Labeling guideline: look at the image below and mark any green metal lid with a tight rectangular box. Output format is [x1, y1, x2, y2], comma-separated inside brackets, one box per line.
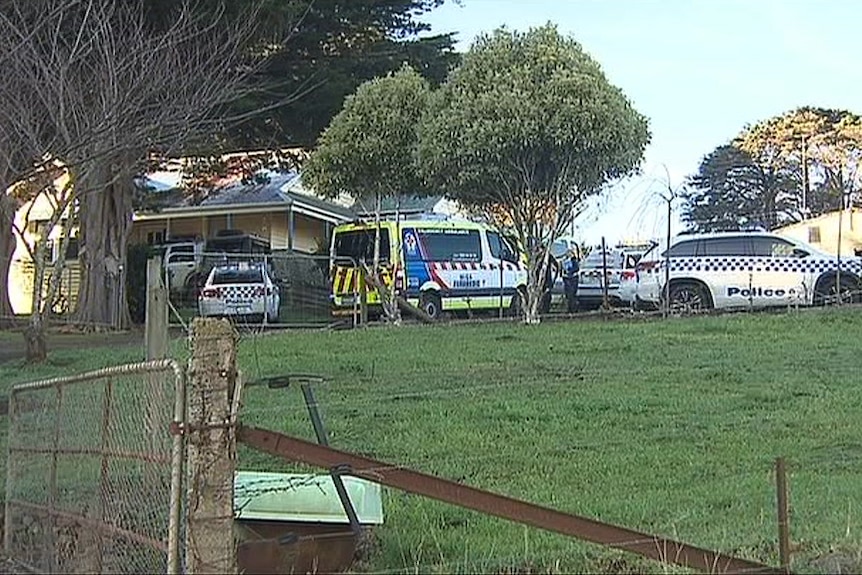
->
[234, 471, 384, 524]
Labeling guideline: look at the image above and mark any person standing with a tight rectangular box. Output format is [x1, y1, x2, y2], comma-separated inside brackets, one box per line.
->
[562, 248, 580, 313]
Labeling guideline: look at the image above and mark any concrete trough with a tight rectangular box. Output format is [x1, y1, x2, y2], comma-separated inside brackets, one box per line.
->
[234, 471, 383, 574]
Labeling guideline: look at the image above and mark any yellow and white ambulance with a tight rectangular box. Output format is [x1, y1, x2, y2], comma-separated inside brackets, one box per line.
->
[329, 217, 527, 319]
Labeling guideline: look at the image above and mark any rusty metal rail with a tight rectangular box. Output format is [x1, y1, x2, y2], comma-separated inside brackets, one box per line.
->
[238, 425, 782, 574]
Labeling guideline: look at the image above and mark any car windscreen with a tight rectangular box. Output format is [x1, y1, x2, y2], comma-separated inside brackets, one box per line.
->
[333, 229, 391, 264]
[211, 269, 264, 285]
[411, 228, 481, 262]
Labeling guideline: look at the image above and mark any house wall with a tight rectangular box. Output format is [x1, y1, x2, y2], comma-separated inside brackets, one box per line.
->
[233, 213, 271, 242]
[292, 213, 327, 254]
[10, 260, 81, 315]
[778, 209, 862, 256]
[8, 175, 79, 315]
[129, 210, 328, 253]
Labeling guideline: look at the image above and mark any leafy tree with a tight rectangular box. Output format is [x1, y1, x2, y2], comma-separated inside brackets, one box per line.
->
[735, 107, 862, 217]
[681, 144, 798, 232]
[178, 0, 460, 148]
[418, 24, 649, 323]
[302, 65, 432, 322]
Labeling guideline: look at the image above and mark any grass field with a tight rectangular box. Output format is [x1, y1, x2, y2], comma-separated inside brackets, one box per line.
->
[2, 309, 861, 573]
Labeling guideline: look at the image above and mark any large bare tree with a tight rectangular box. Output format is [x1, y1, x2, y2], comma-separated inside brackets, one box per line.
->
[0, 0, 268, 360]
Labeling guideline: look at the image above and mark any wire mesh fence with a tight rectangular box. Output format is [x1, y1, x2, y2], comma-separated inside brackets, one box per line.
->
[4, 359, 185, 574]
[165, 250, 339, 328]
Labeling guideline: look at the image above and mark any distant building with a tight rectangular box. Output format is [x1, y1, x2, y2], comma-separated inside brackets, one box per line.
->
[7, 171, 80, 315]
[132, 170, 355, 254]
[9, 168, 357, 315]
[776, 209, 862, 256]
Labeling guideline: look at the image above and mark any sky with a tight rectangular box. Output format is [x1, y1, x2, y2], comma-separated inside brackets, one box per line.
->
[421, 0, 862, 246]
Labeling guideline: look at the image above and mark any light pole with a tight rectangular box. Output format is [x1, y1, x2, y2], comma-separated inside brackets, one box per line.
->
[801, 134, 810, 219]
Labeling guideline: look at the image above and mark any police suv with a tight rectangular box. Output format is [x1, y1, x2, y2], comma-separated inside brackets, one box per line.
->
[634, 231, 862, 311]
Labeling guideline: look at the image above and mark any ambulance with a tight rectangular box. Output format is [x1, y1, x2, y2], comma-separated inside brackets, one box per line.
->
[330, 217, 527, 319]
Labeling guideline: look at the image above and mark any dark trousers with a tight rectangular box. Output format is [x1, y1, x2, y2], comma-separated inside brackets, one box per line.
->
[563, 277, 578, 313]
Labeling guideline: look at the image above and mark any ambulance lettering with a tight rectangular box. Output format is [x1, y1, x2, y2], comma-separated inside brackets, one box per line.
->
[452, 274, 485, 289]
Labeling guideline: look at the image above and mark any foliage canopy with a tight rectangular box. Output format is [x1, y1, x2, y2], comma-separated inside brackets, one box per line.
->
[416, 23, 649, 320]
[302, 65, 432, 205]
[684, 107, 862, 232]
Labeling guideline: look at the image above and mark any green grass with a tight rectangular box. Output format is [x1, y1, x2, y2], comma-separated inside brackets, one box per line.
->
[2, 309, 862, 572]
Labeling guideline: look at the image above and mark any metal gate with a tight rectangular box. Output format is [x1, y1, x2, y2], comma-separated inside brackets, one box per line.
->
[4, 359, 185, 574]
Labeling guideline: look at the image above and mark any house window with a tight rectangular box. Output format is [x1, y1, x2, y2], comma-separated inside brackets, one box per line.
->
[27, 219, 50, 237]
[147, 230, 166, 245]
[808, 226, 821, 244]
[64, 237, 79, 260]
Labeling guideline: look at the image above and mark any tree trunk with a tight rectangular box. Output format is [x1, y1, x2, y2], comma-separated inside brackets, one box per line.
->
[524, 248, 549, 324]
[73, 168, 133, 330]
[24, 312, 46, 362]
[371, 194, 401, 324]
[0, 193, 16, 327]
[23, 234, 50, 363]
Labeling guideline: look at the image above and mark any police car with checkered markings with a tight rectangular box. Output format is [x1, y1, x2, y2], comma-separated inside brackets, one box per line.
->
[634, 231, 862, 311]
[198, 263, 280, 322]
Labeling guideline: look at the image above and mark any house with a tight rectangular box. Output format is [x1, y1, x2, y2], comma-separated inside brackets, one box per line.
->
[7, 169, 358, 315]
[7, 172, 80, 315]
[132, 170, 356, 254]
[775, 208, 862, 257]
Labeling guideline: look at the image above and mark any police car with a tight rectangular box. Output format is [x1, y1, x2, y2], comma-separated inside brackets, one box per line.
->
[577, 242, 654, 309]
[198, 263, 280, 322]
[634, 231, 862, 311]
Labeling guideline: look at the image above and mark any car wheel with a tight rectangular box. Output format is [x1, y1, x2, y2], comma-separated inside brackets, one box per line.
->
[419, 292, 443, 320]
[815, 274, 859, 305]
[667, 282, 712, 312]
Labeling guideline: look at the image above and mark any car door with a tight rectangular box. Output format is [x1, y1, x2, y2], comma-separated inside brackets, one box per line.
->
[486, 230, 523, 302]
[698, 236, 756, 308]
[750, 236, 808, 306]
[165, 244, 197, 290]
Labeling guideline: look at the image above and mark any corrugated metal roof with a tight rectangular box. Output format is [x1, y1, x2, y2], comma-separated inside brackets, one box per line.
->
[135, 171, 356, 221]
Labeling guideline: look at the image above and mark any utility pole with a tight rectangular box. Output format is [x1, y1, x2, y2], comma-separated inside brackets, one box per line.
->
[801, 135, 810, 219]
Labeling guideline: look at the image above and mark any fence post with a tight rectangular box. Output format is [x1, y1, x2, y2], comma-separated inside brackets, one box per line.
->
[601, 237, 609, 310]
[186, 318, 238, 574]
[145, 256, 168, 360]
[359, 267, 368, 326]
[775, 457, 791, 574]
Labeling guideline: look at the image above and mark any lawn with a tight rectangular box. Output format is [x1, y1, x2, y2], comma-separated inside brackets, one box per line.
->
[1, 309, 861, 573]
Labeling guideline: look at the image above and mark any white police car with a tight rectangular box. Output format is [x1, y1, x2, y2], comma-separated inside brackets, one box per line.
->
[198, 263, 280, 322]
[577, 242, 654, 309]
[634, 231, 862, 311]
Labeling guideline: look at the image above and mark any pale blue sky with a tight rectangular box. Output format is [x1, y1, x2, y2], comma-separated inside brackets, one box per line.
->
[422, 0, 862, 245]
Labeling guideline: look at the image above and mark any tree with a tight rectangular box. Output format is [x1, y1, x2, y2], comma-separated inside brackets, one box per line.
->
[418, 24, 649, 323]
[0, 0, 264, 360]
[735, 107, 862, 217]
[219, 0, 459, 148]
[302, 65, 432, 322]
[681, 144, 798, 232]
